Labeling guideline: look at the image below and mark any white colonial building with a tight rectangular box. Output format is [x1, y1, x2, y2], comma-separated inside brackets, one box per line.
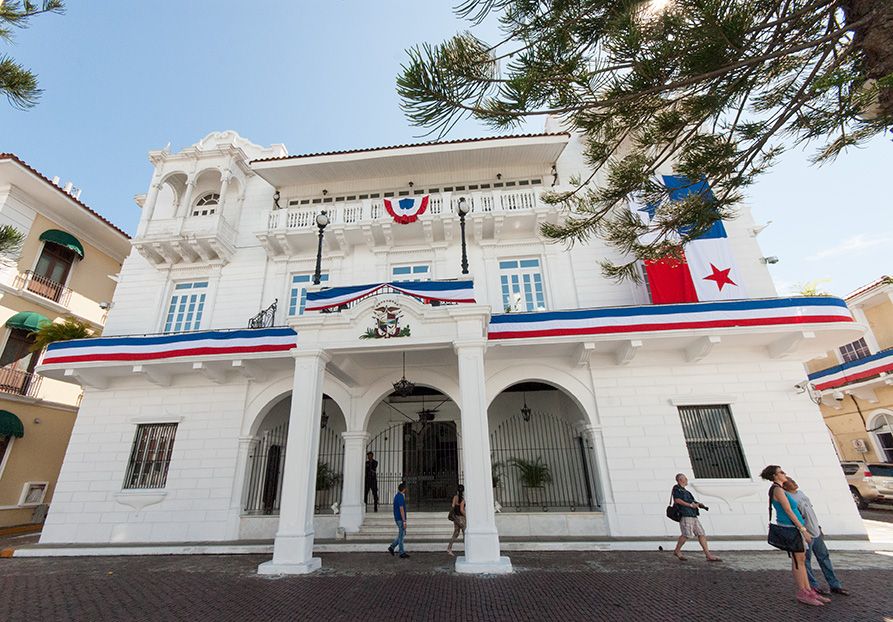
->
[31, 129, 866, 574]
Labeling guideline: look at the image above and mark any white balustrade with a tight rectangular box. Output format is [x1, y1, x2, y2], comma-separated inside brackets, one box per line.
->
[268, 187, 546, 231]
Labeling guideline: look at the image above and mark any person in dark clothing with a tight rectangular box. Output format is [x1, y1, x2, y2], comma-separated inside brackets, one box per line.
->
[365, 451, 379, 512]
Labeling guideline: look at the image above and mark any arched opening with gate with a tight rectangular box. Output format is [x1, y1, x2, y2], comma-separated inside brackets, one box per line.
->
[365, 385, 461, 511]
[242, 393, 345, 516]
[488, 382, 599, 512]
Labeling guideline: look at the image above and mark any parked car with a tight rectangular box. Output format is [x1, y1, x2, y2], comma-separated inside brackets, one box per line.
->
[840, 461, 884, 509]
[866, 463, 893, 503]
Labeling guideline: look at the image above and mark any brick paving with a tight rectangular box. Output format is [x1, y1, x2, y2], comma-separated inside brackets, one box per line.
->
[2, 551, 892, 621]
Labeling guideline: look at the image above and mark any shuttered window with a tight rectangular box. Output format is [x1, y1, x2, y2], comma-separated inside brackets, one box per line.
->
[678, 405, 749, 479]
[124, 423, 178, 489]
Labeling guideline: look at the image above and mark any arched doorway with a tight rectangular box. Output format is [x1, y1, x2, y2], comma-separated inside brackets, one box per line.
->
[242, 393, 345, 516]
[365, 385, 461, 511]
[488, 382, 598, 512]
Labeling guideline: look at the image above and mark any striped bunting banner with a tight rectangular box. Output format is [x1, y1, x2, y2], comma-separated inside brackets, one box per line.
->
[41, 327, 297, 366]
[808, 349, 893, 391]
[305, 280, 475, 311]
[488, 297, 854, 340]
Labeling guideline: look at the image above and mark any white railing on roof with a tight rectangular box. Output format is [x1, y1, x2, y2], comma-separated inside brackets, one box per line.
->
[267, 187, 545, 230]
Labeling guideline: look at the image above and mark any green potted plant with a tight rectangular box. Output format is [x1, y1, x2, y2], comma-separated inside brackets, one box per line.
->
[315, 462, 341, 512]
[509, 456, 552, 507]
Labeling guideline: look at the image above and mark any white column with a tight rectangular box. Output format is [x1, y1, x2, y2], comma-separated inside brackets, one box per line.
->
[225, 436, 255, 540]
[178, 178, 196, 217]
[338, 431, 368, 533]
[218, 170, 232, 214]
[137, 181, 163, 236]
[454, 340, 512, 574]
[258, 349, 330, 575]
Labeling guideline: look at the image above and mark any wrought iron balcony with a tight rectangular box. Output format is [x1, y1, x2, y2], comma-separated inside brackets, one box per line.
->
[14, 270, 72, 306]
[0, 367, 43, 398]
[248, 299, 278, 328]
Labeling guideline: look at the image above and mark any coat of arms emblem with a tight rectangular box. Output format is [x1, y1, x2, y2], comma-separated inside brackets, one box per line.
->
[361, 299, 411, 339]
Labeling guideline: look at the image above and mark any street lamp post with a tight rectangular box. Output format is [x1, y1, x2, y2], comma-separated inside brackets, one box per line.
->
[457, 197, 470, 275]
[313, 210, 329, 285]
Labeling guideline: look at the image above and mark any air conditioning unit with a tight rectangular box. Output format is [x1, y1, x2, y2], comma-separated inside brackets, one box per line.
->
[852, 439, 868, 453]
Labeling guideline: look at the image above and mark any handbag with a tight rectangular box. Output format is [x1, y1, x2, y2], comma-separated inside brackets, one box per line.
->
[767, 484, 805, 554]
[666, 491, 681, 522]
[447, 505, 455, 523]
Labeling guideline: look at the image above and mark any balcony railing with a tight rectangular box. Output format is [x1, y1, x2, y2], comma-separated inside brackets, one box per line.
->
[15, 270, 72, 306]
[0, 367, 42, 398]
[267, 187, 545, 231]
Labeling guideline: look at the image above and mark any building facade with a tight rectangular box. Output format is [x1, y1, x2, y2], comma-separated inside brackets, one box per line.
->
[0, 154, 130, 527]
[805, 276, 893, 463]
[34, 131, 866, 574]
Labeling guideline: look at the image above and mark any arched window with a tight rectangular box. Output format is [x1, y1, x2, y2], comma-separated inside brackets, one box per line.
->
[193, 193, 219, 216]
[869, 411, 893, 462]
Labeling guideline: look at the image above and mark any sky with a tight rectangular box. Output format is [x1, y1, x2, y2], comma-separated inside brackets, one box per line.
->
[1, 2, 888, 297]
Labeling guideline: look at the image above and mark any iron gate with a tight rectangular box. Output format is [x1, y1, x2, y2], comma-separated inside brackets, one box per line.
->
[243, 423, 344, 515]
[490, 412, 597, 511]
[366, 422, 463, 511]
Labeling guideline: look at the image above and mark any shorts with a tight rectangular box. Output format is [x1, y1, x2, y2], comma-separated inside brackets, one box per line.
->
[680, 516, 706, 538]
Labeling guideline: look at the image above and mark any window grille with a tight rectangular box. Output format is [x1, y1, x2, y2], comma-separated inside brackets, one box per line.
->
[124, 423, 178, 489]
[839, 338, 871, 362]
[193, 193, 219, 216]
[678, 405, 749, 479]
[499, 258, 546, 312]
[163, 281, 207, 332]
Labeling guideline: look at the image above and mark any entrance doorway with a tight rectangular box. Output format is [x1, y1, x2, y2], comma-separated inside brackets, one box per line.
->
[402, 421, 460, 510]
[366, 421, 460, 511]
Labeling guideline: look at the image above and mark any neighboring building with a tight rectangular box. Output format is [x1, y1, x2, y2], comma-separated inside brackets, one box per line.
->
[0, 154, 130, 528]
[33, 130, 864, 575]
[805, 276, 893, 463]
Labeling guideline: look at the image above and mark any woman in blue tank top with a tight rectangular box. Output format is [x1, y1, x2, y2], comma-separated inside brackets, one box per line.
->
[760, 465, 824, 607]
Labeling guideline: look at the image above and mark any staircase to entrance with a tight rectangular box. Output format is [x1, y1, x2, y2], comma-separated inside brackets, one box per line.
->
[347, 512, 455, 542]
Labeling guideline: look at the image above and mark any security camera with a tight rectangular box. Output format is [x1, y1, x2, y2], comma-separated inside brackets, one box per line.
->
[793, 382, 806, 393]
[99, 301, 112, 310]
[832, 390, 845, 402]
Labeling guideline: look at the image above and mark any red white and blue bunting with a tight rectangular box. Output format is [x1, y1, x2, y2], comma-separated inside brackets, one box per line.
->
[384, 196, 429, 224]
[305, 280, 475, 311]
[808, 349, 893, 391]
[487, 297, 853, 340]
[41, 327, 297, 365]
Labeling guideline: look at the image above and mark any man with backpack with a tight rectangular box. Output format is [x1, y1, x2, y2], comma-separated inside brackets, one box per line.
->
[671, 473, 722, 562]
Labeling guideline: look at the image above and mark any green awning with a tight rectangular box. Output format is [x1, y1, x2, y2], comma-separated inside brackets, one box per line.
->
[0, 410, 24, 438]
[6, 311, 50, 332]
[39, 229, 84, 258]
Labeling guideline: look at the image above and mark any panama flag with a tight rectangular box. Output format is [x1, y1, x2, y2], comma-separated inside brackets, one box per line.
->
[664, 175, 747, 302]
[632, 176, 746, 303]
[384, 195, 430, 224]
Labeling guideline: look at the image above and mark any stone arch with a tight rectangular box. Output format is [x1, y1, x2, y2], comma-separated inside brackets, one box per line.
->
[356, 369, 461, 432]
[242, 372, 352, 437]
[485, 364, 595, 425]
[154, 172, 188, 219]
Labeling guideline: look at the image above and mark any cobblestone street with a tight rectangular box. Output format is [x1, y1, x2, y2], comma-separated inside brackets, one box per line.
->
[2, 550, 892, 621]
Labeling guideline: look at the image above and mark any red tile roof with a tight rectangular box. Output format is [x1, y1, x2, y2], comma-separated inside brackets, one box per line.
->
[846, 275, 892, 301]
[250, 132, 570, 164]
[0, 153, 130, 239]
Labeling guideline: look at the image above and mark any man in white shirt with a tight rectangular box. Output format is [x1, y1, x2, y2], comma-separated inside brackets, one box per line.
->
[783, 478, 849, 596]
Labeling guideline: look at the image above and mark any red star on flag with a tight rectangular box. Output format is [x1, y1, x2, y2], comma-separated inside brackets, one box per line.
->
[703, 264, 737, 290]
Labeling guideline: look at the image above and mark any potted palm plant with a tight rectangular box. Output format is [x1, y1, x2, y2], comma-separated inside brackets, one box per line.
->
[509, 456, 552, 508]
[315, 462, 341, 512]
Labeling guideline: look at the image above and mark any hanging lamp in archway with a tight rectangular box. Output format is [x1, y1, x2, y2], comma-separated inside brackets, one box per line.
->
[392, 352, 415, 397]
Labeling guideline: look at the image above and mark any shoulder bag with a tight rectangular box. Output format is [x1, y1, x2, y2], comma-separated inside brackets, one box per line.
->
[666, 490, 681, 522]
[767, 484, 805, 554]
